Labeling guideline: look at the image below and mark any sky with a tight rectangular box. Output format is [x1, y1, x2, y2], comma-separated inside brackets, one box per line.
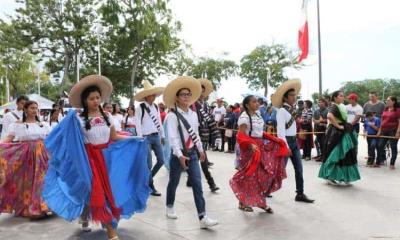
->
[2, 0, 400, 105]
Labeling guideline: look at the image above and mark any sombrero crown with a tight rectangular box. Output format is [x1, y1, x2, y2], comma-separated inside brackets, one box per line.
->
[69, 75, 113, 108]
[271, 79, 301, 107]
[134, 80, 165, 102]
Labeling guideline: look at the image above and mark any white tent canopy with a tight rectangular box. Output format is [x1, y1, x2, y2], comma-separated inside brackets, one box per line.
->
[0, 94, 55, 110]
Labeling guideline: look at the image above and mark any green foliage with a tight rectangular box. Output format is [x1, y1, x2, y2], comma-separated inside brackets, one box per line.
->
[97, 0, 182, 103]
[311, 89, 330, 103]
[240, 44, 301, 96]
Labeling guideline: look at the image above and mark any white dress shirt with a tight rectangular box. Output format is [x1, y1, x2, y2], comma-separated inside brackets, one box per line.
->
[1, 109, 24, 140]
[166, 107, 204, 158]
[135, 102, 165, 138]
[276, 103, 297, 146]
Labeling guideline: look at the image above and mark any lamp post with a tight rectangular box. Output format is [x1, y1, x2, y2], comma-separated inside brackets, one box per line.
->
[96, 22, 103, 75]
[5, 66, 10, 102]
[37, 66, 41, 96]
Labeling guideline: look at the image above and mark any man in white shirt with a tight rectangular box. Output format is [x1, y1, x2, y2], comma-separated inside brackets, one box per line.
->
[346, 93, 363, 133]
[134, 80, 165, 197]
[164, 76, 218, 229]
[273, 79, 314, 203]
[212, 98, 226, 151]
[1, 95, 29, 141]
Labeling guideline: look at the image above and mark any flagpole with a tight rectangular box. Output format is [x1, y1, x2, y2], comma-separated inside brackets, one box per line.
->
[317, 0, 322, 96]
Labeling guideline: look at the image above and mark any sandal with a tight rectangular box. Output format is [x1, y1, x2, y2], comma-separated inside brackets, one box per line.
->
[238, 203, 254, 212]
[259, 206, 274, 214]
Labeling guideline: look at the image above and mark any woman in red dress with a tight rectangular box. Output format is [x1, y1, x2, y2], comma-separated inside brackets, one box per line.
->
[230, 95, 288, 213]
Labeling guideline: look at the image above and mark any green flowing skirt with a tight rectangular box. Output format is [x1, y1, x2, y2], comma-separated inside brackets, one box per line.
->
[318, 132, 361, 182]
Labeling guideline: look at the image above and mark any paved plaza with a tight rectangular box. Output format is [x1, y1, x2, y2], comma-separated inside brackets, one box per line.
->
[1, 137, 399, 240]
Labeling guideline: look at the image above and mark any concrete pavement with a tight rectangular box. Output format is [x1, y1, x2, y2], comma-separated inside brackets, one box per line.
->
[1, 137, 400, 240]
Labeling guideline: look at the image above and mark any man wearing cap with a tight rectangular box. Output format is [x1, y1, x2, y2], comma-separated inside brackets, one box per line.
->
[134, 80, 165, 197]
[1, 95, 29, 141]
[164, 76, 218, 229]
[346, 93, 363, 134]
[187, 78, 220, 192]
[272, 79, 315, 203]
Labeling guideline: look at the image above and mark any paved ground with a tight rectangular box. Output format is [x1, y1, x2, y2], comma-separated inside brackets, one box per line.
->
[1, 137, 400, 240]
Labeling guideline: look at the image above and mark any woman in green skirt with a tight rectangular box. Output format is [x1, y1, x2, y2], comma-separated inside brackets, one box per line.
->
[318, 90, 361, 186]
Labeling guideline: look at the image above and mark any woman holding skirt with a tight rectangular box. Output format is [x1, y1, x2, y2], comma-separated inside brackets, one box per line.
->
[318, 90, 361, 185]
[230, 95, 288, 213]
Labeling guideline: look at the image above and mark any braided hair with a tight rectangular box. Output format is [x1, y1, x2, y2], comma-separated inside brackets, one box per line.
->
[80, 85, 111, 130]
[242, 95, 258, 136]
[22, 100, 43, 128]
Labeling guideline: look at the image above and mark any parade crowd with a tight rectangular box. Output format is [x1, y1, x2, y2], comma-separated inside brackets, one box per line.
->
[0, 75, 399, 240]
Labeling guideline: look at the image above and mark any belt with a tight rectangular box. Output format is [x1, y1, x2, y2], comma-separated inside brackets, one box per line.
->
[144, 132, 158, 137]
[286, 136, 297, 141]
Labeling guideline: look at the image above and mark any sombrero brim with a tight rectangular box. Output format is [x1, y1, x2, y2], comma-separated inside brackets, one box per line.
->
[163, 76, 202, 108]
[134, 88, 165, 102]
[69, 75, 113, 108]
[271, 79, 301, 107]
[198, 78, 214, 97]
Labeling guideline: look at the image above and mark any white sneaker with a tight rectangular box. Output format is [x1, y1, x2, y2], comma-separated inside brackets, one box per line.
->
[199, 216, 218, 229]
[166, 207, 178, 219]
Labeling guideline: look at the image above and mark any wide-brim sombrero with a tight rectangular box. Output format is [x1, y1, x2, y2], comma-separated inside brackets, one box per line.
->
[69, 75, 113, 108]
[198, 78, 214, 97]
[271, 79, 301, 107]
[163, 76, 202, 108]
[134, 80, 165, 102]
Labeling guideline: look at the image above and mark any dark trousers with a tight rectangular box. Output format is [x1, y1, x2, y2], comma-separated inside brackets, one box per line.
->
[377, 130, 399, 166]
[316, 134, 326, 157]
[367, 137, 378, 165]
[285, 137, 304, 194]
[187, 142, 216, 188]
[302, 124, 312, 158]
[218, 129, 225, 151]
[227, 133, 236, 151]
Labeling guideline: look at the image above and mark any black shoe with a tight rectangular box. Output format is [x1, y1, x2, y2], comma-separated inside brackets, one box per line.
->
[207, 162, 214, 167]
[186, 180, 192, 187]
[295, 194, 314, 203]
[210, 184, 220, 192]
[151, 189, 162, 197]
[267, 195, 273, 198]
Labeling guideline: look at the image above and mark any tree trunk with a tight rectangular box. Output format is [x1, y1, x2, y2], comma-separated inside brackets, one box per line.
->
[264, 83, 268, 97]
[129, 44, 142, 106]
[59, 52, 70, 96]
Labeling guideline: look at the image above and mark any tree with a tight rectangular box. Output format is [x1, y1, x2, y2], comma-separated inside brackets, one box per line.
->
[240, 44, 301, 96]
[340, 79, 400, 105]
[14, 0, 97, 95]
[187, 57, 237, 88]
[311, 89, 330, 103]
[98, 0, 181, 104]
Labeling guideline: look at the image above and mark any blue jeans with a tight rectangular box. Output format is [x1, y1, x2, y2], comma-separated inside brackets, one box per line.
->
[285, 137, 304, 194]
[377, 130, 399, 166]
[146, 134, 165, 187]
[166, 149, 206, 217]
[367, 137, 378, 164]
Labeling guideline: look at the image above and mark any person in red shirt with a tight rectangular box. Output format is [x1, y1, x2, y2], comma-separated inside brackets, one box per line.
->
[158, 102, 167, 123]
[376, 96, 400, 169]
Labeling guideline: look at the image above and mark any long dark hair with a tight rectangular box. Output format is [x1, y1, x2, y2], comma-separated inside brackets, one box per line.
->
[22, 100, 42, 128]
[242, 95, 259, 136]
[330, 90, 343, 102]
[386, 96, 399, 110]
[125, 106, 135, 126]
[49, 108, 59, 126]
[80, 85, 111, 130]
[112, 103, 120, 115]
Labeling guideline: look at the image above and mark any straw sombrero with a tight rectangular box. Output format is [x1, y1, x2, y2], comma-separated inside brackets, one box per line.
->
[198, 78, 214, 97]
[134, 80, 165, 102]
[271, 79, 301, 107]
[69, 75, 113, 108]
[163, 76, 202, 108]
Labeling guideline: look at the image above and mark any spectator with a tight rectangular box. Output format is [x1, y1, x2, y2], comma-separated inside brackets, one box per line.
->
[296, 100, 304, 118]
[300, 100, 314, 160]
[212, 99, 226, 152]
[376, 96, 400, 169]
[224, 105, 237, 153]
[346, 93, 363, 133]
[363, 91, 386, 118]
[363, 111, 380, 167]
[158, 102, 167, 123]
[313, 98, 329, 161]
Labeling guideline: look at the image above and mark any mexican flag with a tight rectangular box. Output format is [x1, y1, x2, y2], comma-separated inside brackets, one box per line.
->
[298, 0, 309, 62]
